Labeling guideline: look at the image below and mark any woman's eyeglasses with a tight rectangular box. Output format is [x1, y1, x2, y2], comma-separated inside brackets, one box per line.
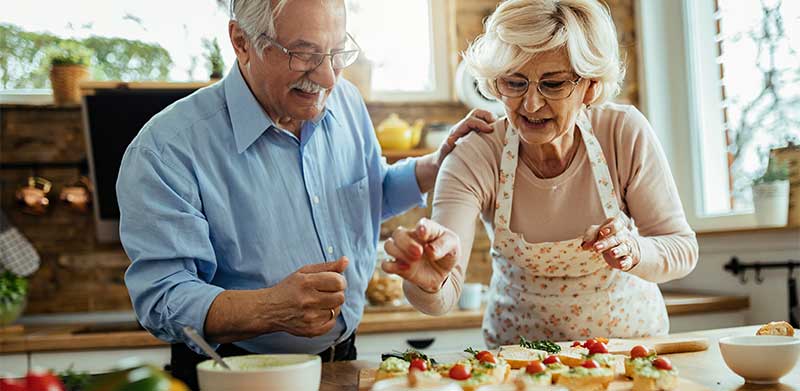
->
[495, 75, 582, 100]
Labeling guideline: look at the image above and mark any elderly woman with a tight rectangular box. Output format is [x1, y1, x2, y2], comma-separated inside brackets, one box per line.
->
[383, 0, 698, 346]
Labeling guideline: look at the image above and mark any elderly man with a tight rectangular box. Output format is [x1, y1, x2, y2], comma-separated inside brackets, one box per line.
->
[117, 0, 494, 388]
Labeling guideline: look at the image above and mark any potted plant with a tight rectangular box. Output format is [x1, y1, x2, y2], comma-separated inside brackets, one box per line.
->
[752, 156, 790, 226]
[0, 270, 28, 327]
[46, 41, 92, 105]
[203, 37, 225, 80]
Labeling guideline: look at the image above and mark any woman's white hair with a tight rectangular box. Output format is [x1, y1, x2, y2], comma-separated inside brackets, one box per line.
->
[230, 0, 291, 56]
[464, 0, 624, 105]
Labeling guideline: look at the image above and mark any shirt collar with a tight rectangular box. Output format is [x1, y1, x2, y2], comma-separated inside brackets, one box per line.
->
[224, 61, 339, 153]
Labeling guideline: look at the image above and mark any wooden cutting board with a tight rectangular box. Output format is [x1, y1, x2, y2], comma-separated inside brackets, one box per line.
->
[358, 368, 711, 391]
[556, 337, 710, 355]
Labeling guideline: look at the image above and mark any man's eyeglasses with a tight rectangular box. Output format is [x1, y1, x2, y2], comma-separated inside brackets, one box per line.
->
[260, 33, 361, 72]
[495, 75, 582, 100]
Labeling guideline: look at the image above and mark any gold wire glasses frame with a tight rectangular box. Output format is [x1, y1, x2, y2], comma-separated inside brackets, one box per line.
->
[495, 75, 583, 100]
[260, 33, 361, 72]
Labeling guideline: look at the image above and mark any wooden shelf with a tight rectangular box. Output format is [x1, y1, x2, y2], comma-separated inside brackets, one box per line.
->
[382, 148, 436, 163]
[695, 225, 799, 237]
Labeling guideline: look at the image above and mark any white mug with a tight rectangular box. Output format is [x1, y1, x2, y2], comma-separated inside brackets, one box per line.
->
[459, 283, 484, 310]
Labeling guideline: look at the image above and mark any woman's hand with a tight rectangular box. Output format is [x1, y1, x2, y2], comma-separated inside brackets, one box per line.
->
[382, 218, 460, 293]
[581, 215, 641, 271]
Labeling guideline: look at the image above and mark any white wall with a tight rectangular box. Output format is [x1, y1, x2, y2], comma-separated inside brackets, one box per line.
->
[662, 228, 800, 325]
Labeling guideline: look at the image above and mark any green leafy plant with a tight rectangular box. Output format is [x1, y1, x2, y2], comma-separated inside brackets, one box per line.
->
[0, 270, 28, 325]
[0, 270, 27, 306]
[753, 157, 789, 185]
[59, 366, 92, 391]
[202, 37, 224, 78]
[46, 40, 93, 67]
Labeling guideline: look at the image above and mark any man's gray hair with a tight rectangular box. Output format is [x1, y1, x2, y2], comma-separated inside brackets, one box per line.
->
[230, 0, 291, 54]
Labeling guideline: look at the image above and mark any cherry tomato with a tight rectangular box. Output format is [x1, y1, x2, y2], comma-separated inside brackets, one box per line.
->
[410, 358, 427, 372]
[26, 370, 66, 391]
[630, 345, 649, 359]
[581, 359, 600, 369]
[653, 357, 673, 371]
[449, 364, 471, 380]
[0, 378, 27, 391]
[543, 355, 561, 365]
[525, 360, 546, 374]
[588, 342, 608, 355]
[475, 350, 496, 364]
[582, 338, 598, 349]
[571, 341, 582, 348]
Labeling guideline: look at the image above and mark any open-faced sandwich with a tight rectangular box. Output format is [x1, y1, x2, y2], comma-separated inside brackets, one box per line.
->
[371, 368, 460, 391]
[514, 360, 553, 386]
[540, 354, 570, 382]
[376, 349, 438, 381]
[435, 360, 498, 391]
[624, 345, 656, 378]
[464, 348, 511, 384]
[630, 356, 678, 391]
[756, 320, 795, 336]
[497, 337, 559, 369]
[496, 345, 547, 369]
[583, 340, 625, 375]
[555, 359, 615, 391]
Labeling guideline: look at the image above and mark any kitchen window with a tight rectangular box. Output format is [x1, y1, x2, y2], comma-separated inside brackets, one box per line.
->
[0, 0, 449, 103]
[345, 0, 451, 101]
[638, 0, 799, 230]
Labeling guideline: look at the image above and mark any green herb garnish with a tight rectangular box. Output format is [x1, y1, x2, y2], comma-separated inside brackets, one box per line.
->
[519, 336, 561, 354]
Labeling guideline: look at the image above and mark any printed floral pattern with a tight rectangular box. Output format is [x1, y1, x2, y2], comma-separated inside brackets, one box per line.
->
[482, 114, 668, 348]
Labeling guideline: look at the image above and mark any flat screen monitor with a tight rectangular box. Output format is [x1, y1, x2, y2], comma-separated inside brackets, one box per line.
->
[81, 83, 204, 242]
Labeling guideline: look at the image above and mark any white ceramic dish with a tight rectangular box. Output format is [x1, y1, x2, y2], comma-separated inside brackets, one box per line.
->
[718, 335, 800, 384]
[197, 354, 321, 391]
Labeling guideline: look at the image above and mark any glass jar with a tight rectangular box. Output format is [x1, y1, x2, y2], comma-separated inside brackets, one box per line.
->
[367, 241, 405, 306]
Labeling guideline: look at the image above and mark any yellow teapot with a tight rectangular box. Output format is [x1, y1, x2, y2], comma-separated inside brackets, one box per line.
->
[376, 113, 424, 150]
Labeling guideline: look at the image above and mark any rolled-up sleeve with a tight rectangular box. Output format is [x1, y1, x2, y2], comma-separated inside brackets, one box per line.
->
[380, 157, 425, 219]
[117, 145, 224, 354]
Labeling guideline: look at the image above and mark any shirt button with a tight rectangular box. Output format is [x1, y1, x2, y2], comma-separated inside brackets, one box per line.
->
[313, 195, 320, 204]
[327, 246, 334, 254]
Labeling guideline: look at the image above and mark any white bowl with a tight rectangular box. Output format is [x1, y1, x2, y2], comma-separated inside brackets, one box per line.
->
[197, 354, 320, 391]
[719, 335, 800, 384]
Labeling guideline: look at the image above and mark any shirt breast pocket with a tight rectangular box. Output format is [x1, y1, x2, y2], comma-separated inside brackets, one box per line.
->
[335, 175, 372, 249]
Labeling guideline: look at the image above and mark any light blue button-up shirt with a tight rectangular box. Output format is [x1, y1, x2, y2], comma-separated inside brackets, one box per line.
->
[117, 63, 424, 355]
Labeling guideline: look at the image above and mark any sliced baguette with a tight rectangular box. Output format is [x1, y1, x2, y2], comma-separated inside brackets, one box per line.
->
[756, 321, 795, 336]
[497, 345, 548, 369]
[631, 369, 678, 391]
[556, 370, 614, 391]
[557, 346, 588, 367]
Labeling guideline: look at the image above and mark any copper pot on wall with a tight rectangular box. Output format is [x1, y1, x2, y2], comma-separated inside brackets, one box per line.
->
[15, 177, 52, 215]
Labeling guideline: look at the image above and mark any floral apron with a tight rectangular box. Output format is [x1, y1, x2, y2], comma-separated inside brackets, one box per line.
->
[483, 113, 668, 347]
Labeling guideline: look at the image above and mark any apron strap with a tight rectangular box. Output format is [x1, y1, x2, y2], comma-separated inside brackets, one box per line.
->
[575, 113, 621, 219]
[492, 111, 622, 231]
[494, 121, 520, 230]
